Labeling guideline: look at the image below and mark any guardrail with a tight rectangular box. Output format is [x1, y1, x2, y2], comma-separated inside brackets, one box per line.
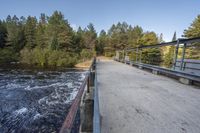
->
[59, 75, 88, 133]
[59, 57, 100, 133]
[129, 61, 200, 82]
[115, 37, 200, 85]
[93, 62, 101, 133]
[175, 59, 200, 75]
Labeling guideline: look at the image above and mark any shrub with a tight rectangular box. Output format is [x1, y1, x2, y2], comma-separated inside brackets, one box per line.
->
[104, 51, 115, 57]
[20, 48, 78, 67]
[20, 48, 34, 64]
[33, 48, 49, 67]
[47, 50, 59, 66]
[0, 48, 19, 64]
[80, 49, 94, 61]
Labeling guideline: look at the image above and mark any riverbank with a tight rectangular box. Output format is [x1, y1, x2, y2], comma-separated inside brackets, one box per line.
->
[97, 56, 112, 61]
[75, 60, 92, 69]
[75, 56, 112, 69]
[0, 56, 112, 71]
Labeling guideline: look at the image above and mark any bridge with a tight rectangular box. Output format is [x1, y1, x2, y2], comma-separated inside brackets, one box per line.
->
[97, 59, 200, 133]
[60, 37, 200, 133]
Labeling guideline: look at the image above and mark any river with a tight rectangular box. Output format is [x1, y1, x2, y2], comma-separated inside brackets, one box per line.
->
[0, 68, 86, 133]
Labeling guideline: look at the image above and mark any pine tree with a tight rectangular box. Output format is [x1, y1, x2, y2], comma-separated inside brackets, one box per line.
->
[184, 15, 200, 38]
[96, 30, 107, 55]
[40, 13, 46, 25]
[164, 31, 176, 67]
[24, 16, 37, 49]
[139, 32, 161, 65]
[46, 11, 73, 51]
[6, 15, 25, 52]
[172, 31, 176, 41]
[107, 22, 129, 50]
[50, 35, 59, 50]
[184, 14, 200, 59]
[127, 25, 143, 47]
[83, 23, 97, 51]
[159, 33, 164, 43]
[0, 20, 7, 48]
[36, 14, 47, 48]
[72, 27, 85, 53]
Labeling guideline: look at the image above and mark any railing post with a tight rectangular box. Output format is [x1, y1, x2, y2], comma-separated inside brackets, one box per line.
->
[90, 71, 95, 87]
[93, 57, 96, 70]
[180, 43, 186, 71]
[80, 58, 96, 133]
[173, 39, 180, 70]
[136, 48, 138, 63]
[139, 49, 142, 64]
[60, 78, 87, 133]
[87, 76, 90, 93]
[93, 65, 100, 133]
[122, 50, 125, 62]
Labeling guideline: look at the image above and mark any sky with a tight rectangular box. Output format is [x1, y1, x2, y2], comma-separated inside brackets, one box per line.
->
[0, 0, 200, 41]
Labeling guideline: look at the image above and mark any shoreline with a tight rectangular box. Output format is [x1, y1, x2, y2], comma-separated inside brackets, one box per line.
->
[75, 60, 92, 69]
[0, 56, 112, 71]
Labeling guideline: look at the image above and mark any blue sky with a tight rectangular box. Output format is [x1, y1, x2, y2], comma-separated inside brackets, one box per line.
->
[0, 0, 200, 41]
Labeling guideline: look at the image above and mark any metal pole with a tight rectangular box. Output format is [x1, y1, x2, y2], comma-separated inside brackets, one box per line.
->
[87, 76, 90, 93]
[180, 43, 186, 70]
[93, 66, 100, 133]
[136, 48, 138, 63]
[125, 51, 127, 63]
[139, 49, 142, 64]
[173, 39, 179, 70]
[123, 50, 125, 62]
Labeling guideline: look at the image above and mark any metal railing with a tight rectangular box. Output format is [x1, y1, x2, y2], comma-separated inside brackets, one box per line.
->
[115, 37, 200, 84]
[93, 61, 101, 133]
[128, 61, 200, 82]
[175, 59, 200, 72]
[59, 57, 100, 133]
[59, 75, 88, 133]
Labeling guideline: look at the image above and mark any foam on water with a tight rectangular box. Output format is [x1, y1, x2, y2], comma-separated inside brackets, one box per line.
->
[80, 72, 87, 80]
[0, 69, 86, 132]
[24, 82, 76, 91]
[6, 83, 24, 89]
[64, 88, 79, 104]
[33, 113, 42, 120]
[67, 82, 73, 88]
[38, 96, 48, 104]
[14, 107, 28, 114]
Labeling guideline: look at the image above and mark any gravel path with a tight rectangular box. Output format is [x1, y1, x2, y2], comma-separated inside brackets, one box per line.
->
[97, 60, 200, 133]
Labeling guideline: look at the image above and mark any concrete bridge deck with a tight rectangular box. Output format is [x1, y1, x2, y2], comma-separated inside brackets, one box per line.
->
[97, 60, 200, 133]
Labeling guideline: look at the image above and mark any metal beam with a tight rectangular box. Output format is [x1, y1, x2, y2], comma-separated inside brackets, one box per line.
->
[93, 66, 100, 133]
[136, 48, 138, 63]
[139, 49, 142, 63]
[129, 61, 200, 82]
[173, 40, 180, 70]
[180, 43, 186, 70]
[124, 37, 200, 52]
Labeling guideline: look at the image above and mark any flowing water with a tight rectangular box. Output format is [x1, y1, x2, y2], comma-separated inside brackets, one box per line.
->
[0, 68, 86, 133]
